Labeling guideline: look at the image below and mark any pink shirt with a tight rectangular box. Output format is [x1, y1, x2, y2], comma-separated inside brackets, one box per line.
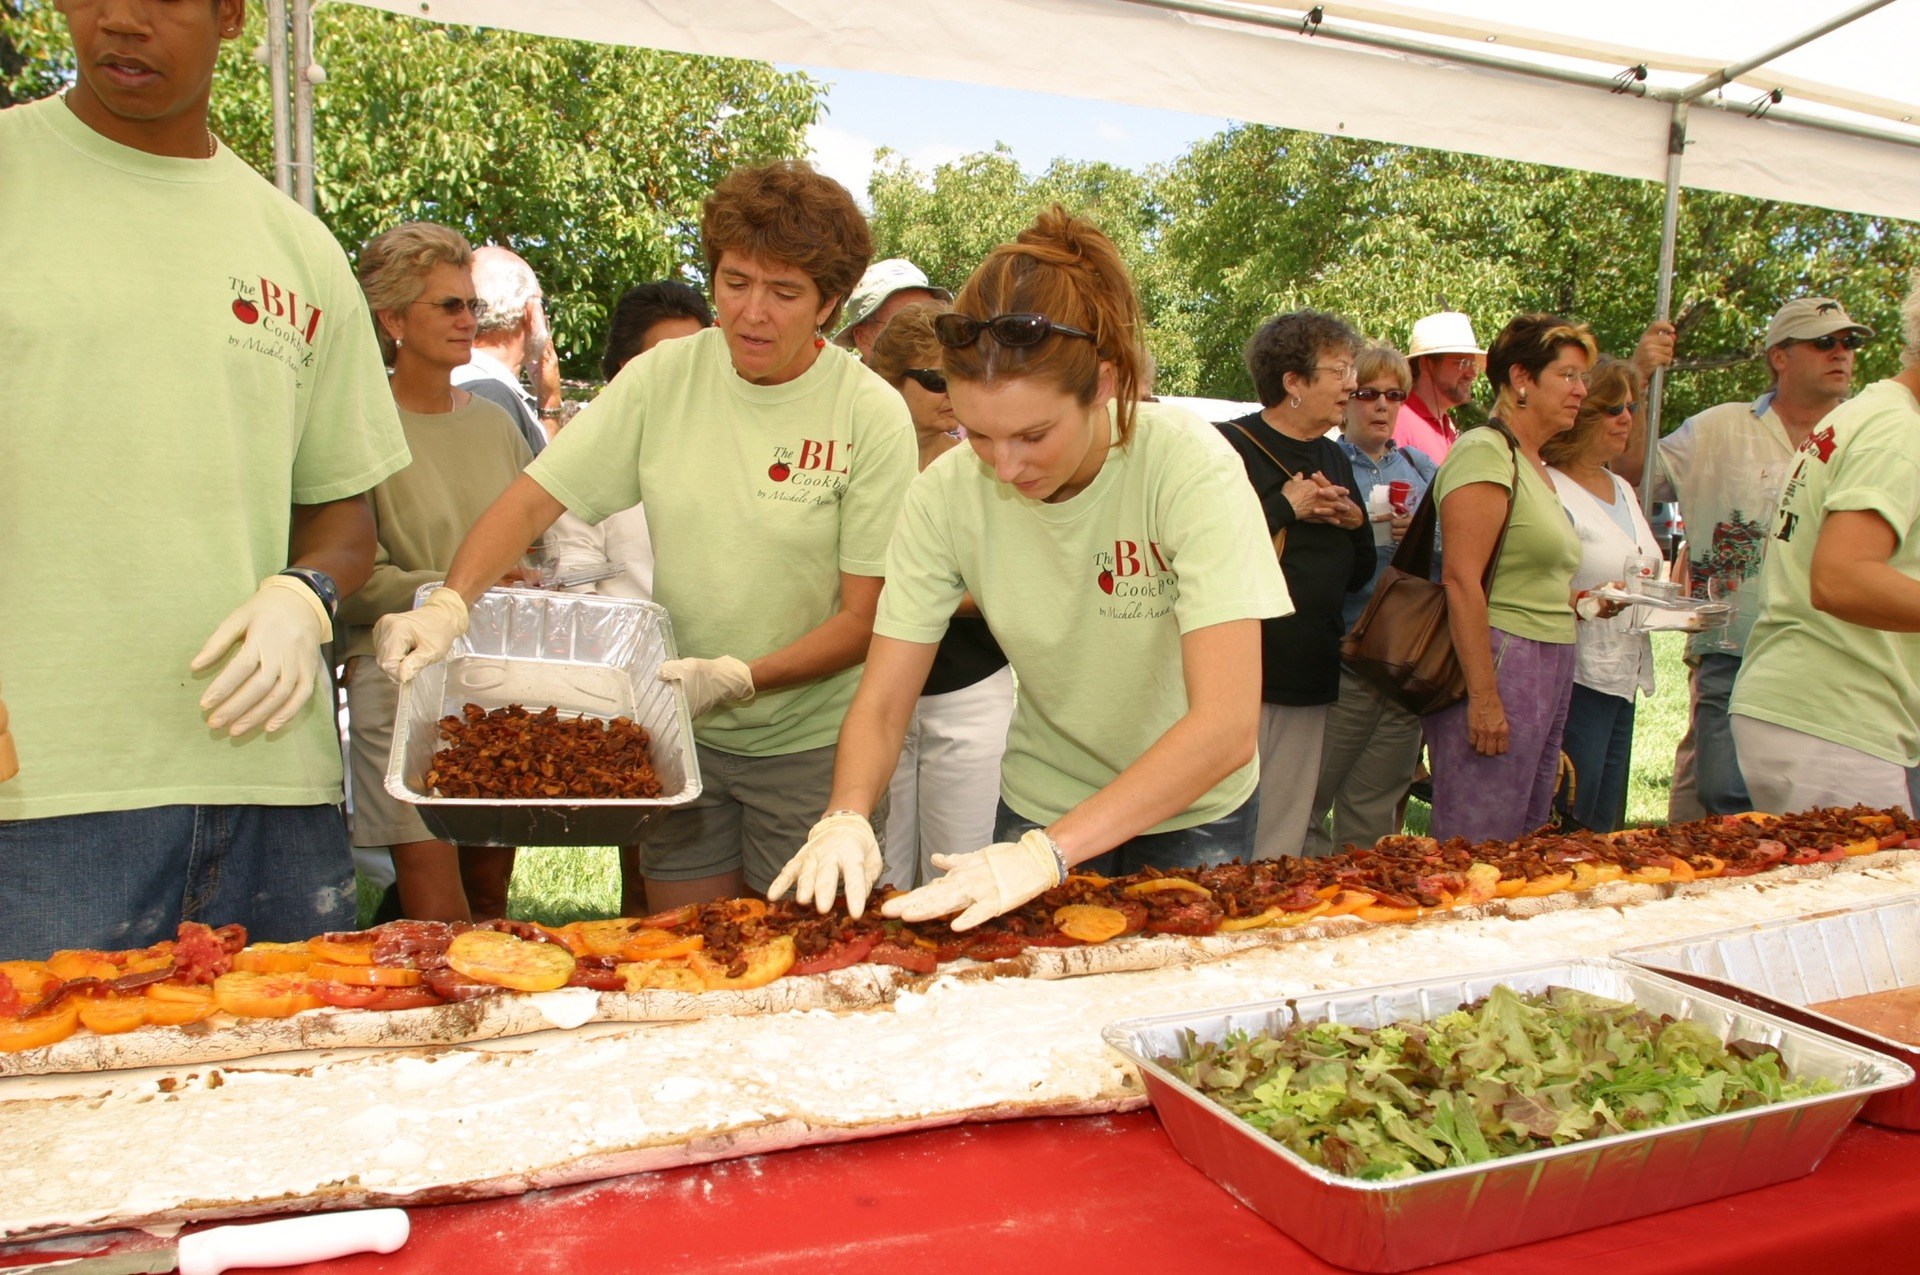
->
[1393, 395, 1457, 460]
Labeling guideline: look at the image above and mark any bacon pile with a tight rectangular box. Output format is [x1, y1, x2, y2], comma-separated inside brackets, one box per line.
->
[427, 703, 662, 800]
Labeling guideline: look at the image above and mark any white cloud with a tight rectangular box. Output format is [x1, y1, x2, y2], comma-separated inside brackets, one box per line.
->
[808, 121, 884, 207]
[1094, 119, 1128, 142]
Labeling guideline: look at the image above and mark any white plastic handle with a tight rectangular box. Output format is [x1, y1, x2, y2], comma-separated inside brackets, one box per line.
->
[177, 1209, 411, 1275]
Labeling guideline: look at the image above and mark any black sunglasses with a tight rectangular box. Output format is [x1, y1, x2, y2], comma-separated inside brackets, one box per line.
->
[1350, 387, 1408, 403]
[1602, 401, 1638, 417]
[901, 367, 948, 394]
[1792, 332, 1866, 352]
[412, 297, 484, 318]
[933, 312, 1095, 349]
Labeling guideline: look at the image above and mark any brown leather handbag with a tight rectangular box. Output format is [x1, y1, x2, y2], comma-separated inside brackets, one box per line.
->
[1339, 427, 1518, 716]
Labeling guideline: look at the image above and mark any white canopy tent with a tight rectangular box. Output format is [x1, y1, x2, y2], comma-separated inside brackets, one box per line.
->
[273, 0, 1920, 481]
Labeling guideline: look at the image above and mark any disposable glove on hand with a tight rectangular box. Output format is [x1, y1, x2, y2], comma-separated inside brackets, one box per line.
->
[880, 830, 1066, 931]
[659, 656, 755, 718]
[191, 575, 332, 735]
[373, 586, 469, 683]
[767, 812, 884, 917]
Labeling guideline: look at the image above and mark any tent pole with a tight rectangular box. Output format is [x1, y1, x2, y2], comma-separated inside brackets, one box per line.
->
[292, 0, 315, 212]
[265, 0, 292, 198]
[1643, 101, 1687, 517]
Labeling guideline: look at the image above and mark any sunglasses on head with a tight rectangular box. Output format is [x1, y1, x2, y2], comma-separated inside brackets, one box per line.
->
[901, 367, 948, 394]
[1793, 332, 1866, 352]
[933, 312, 1095, 349]
[412, 297, 484, 318]
[1350, 387, 1408, 403]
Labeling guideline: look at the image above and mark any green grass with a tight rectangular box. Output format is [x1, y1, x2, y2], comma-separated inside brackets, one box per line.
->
[358, 635, 1695, 927]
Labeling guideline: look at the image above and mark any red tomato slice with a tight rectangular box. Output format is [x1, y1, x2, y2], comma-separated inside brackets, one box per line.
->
[867, 942, 938, 974]
[309, 980, 384, 1009]
[368, 986, 447, 1011]
[789, 935, 875, 977]
[960, 932, 1026, 962]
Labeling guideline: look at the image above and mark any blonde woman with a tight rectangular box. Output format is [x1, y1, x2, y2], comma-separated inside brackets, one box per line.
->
[341, 222, 534, 921]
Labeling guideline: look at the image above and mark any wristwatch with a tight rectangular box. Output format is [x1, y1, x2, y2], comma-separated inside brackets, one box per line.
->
[279, 567, 340, 621]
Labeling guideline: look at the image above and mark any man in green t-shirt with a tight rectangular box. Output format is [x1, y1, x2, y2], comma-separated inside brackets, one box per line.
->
[0, 1, 410, 959]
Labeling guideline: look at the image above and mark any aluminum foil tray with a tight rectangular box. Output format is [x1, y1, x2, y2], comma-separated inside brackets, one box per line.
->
[1618, 893, 1920, 1130]
[385, 587, 700, 846]
[1102, 958, 1910, 1272]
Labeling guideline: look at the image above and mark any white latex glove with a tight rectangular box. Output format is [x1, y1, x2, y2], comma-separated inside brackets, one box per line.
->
[658, 655, 755, 718]
[880, 830, 1067, 932]
[767, 812, 884, 917]
[373, 586, 469, 683]
[190, 575, 331, 735]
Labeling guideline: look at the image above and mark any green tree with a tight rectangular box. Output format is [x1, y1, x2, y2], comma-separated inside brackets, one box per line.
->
[1, 0, 67, 109]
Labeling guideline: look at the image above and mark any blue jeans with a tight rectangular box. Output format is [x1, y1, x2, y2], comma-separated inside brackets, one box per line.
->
[993, 797, 1256, 876]
[0, 804, 356, 960]
[1557, 684, 1635, 832]
[1694, 654, 1752, 815]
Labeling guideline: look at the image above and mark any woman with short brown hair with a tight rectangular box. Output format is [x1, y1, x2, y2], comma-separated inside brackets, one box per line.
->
[374, 163, 917, 912]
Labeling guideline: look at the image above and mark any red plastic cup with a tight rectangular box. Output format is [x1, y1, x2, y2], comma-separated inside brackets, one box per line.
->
[1388, 481, 1412, 515]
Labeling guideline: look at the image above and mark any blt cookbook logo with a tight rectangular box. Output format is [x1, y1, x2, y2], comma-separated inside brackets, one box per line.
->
[227, 274, 323, 382]
[1092, 538, 1175, 620]
[761, 439, 851, 506]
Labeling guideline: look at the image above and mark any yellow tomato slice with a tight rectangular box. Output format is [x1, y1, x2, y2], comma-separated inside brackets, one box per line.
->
[617, 959, 707, 994]
[1461, 863, 1503, 904]
[690, 935, 796, 991]
[1355, 903, 1423, 924]
[213, 971, 323, 1018]
[1320, 889, 1378, 916]
[558, 919, 648, 959]
[1216, 907, 1282, 932]
[1053, 904, 1128, 942]
[1123, 878, 1213, 899]
[232, 942, 318, 974]
[77, 995, 150, 1035]
[1065, 872, 1113, 887]
[0, 1000, 80, 1053]
[143, 985, 219, 1026]
[0, 960, 57, 1000]
[307, 961, 423, 988]
[1842, 837, 1882, 857]
[619, 930, 705, 962]
[1569, 862, 1624, 891]
[146, 980, 218, 1006]
[447, 930, 576, 992]
[1517, 871, 1575, 897]
[1622, 863, 1674, 885]
[308, 936, 377, 966]
[47, 950, 119, 982]
[1269, 901, 1334, 927]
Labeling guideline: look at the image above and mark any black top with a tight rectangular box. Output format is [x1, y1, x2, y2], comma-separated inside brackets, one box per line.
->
[922, 614, 1008, 697]
[1218, 413, 1377, 706]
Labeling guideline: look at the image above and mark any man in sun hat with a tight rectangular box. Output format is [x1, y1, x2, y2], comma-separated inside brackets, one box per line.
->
[1393, 310, 1484, 461]
[1618, 295, 1873, 817]
[833, 257, 951, 361]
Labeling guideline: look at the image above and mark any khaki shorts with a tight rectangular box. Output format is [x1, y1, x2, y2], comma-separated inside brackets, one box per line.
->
[642, 743, 886, 893]
[343, 656, 432, 849]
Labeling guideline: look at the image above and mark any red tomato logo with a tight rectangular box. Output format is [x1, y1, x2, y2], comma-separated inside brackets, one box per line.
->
[768, 462, 791, 483]
[231, 298, 259, 324]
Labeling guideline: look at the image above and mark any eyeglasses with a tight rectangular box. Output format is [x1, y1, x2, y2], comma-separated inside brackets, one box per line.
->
[901, 367, 948, 394]
[1791, 333, 1866, 352]
[412, 297, 484, 318]
[1545, 366, 1592, 386]
[1313, 363, 1356, 381]
[933, 312, 1095, 349]
[1602, 401, 1638, 417]
[1350, 387, 1408, 403]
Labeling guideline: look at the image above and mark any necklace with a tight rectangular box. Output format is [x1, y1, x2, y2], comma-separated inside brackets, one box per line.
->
[205, 131, 217, 159]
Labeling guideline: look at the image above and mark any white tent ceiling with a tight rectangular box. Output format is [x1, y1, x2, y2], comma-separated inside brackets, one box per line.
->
[343, 0, 1920, 220]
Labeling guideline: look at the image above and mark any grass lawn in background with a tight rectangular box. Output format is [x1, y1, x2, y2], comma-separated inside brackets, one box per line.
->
[359, 635, 1695, 927]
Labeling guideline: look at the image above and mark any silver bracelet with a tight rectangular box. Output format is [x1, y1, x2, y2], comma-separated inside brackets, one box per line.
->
[1035, 830, 1069, 883]
[820, 808, 869, 822]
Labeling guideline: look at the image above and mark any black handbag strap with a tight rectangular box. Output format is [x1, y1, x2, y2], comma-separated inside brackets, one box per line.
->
[1223, 418, 1301, 484]
[1389, 423, 1520, 595]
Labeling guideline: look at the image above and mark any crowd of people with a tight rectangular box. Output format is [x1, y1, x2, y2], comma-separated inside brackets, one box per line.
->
[5, 0, 1920, 958]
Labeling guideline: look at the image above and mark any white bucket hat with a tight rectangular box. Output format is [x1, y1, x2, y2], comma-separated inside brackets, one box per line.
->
[1407, 311, 1484, 358]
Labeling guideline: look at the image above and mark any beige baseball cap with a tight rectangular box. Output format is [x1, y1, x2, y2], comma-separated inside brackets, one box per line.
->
[1407, 311, 1484, 357]
[1765, 297, 1873, 348]
[836, 259, 951, 337]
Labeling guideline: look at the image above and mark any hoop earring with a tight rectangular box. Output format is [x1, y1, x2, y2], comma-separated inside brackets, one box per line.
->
[1288, 395, 1300, 409]
[1516, 388, 1528, 408]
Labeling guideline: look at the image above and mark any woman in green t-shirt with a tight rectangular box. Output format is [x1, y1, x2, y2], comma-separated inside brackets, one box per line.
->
[770, 209, 1290, 931]
[1426, 314, 1622, 843]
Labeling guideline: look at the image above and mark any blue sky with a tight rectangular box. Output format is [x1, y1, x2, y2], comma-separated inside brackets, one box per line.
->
[788, 65, 1232, 202]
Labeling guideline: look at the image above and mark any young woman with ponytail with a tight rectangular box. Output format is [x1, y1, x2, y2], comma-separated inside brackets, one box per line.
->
[770, 208, 1292, 931]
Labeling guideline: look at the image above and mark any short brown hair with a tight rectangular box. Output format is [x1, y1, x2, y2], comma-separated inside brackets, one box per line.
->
[356, 221, 473, 367]
[700, 161, 871, 331]
[1485, 312, 1599, 420]
[941, 206, 1149, 446]
[866, 301, 946, 388]
[1542, 356, 1640, 468]
[1355, 343, 1412, 394]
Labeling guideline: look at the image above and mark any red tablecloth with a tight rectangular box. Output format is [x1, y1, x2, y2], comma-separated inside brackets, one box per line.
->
[233, 1111, 1915, 1273]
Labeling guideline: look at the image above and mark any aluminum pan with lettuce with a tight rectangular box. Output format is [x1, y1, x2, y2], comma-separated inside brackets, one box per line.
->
[1102, 957, 1910, 1273]
[1617, 892, 1920, 1130]
[385, 587, 700, 846]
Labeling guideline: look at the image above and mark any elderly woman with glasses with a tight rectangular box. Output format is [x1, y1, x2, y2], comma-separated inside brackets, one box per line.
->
[1544, 357, 1663, 832]
[1219, 312, 1377, 860]
[339, 221, 538, 921]
[862, 302, 1014, 888]
[770, 207, 1289, 931]
[1305, 343, 1438, 855]
[375, 162, 917, 913]
[1426, 314, 1624, 843]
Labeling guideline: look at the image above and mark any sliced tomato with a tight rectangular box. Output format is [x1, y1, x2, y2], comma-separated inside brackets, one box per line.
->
[960, 932, 1027, 962]
[866, 942, 938, 975]
[143, 982, 218, 1026]
[689, 935, 795, 990]
[789, 934, 876, 977]
[446, 930, 576, 992]
[619, 930, 705, 962]
[565, 963, 629, 991]
[1123, 878, 1213, 899]
[309, 980, 385, 1009]
[368, 986, 446, 1011]
[1052, 905, 1126, 943]
[637, 904, 698, 930]
[212, 971, 322, 1018]
[232, 942, 317, 974]
[0, 999, 80, 1053]
[47, 950, 119, 982]
[77, 994, 150, 1035]
[0, 960, 57, 1001]
[554, 919, 643, 959]
[307, 961, 424, 988]
[309, 935, 378, 966]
